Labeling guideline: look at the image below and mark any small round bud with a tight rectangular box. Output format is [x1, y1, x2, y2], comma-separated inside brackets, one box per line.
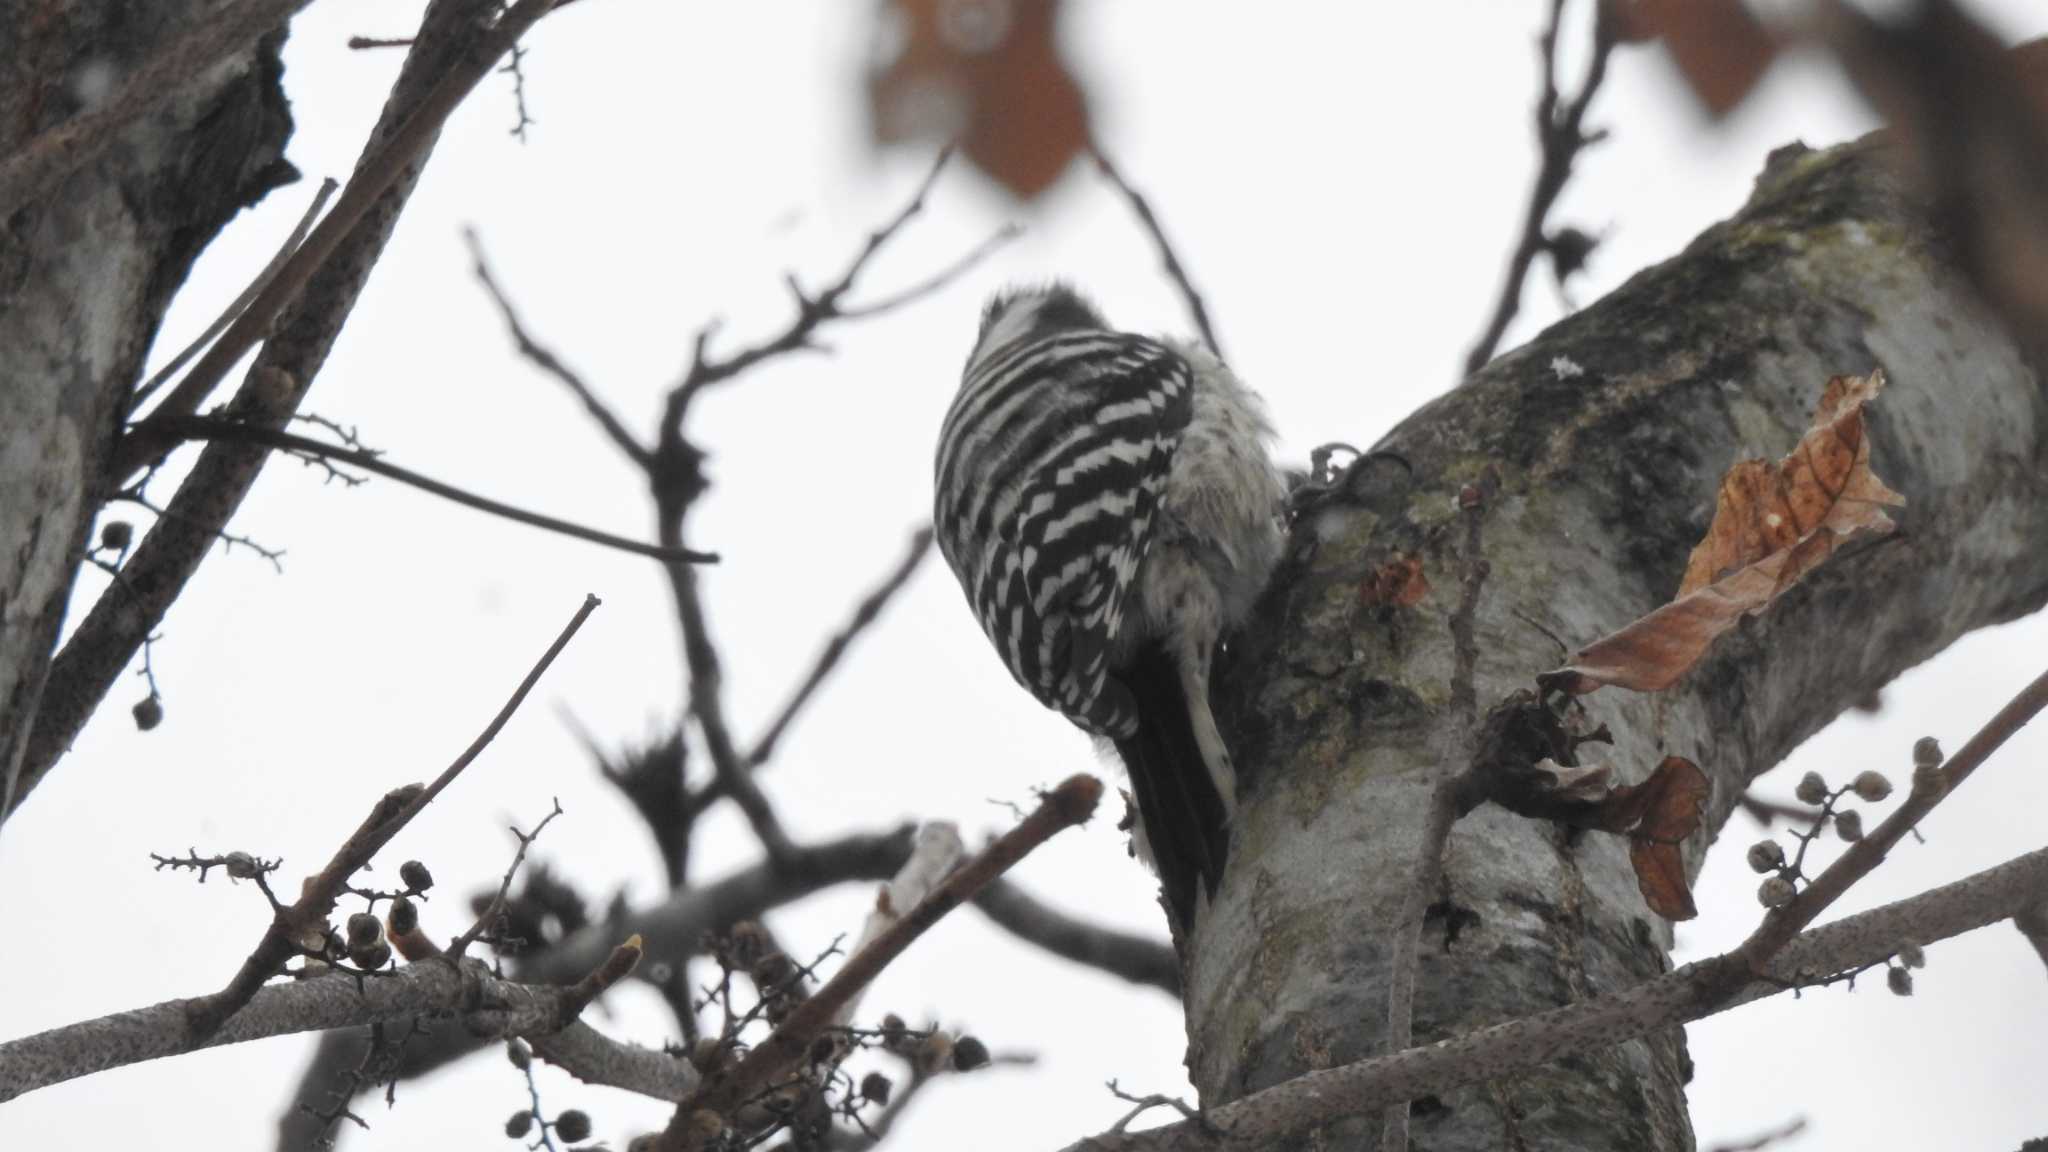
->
[1898, 942, 1926, 969]
[1851, 771, 1893, 802]
[1912, 737, 1944, 770]
[1794, 772, 1828, 805]
[399, 860, 434, 892]
[1834, 809, 1864, 842]
[553, 1109, 592, 1143]
[1745, 840, 1786, 873]
[686, 1109, 725, 1142]
[350, 939, 392, 970]
[100, 520, 133, 551]
[224, 851, 260, 880]
[346, 911, 384, 949]
[1887, 965, 1913, 996]
[860, 1071, 893, 1105]
[322, 926, 348, 961]
[504, 1111, 534, 1138]
[749, 950, 795, 990]
[387, 895, 419, 938]
[506, 1038, 532, 1070]
[1757, 875, 1796, 909]
[952, 1035, 991, 1071]
[132, 695, 163, 731]
[880, 1013, 911, 1054]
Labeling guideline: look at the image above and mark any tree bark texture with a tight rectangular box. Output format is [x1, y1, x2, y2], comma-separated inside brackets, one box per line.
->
[0, 1, 293, 814]
[1195, 137, 2048, 1150]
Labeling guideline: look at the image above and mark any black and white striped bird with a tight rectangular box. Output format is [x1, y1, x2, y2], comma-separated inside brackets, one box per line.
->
[933, 284, 1285, 931]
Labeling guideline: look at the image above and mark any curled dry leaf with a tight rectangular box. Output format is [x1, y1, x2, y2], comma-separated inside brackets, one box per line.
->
[866, 0, 1089, 199]
[1546, 371, 1903, 695]
[1605, 756, 1711, 921]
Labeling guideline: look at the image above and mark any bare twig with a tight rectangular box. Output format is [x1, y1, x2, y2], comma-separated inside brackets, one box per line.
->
[129, 177, 342, 415]
[0, 0, 315, 218]
[117, 0, 565, 480]
[1106, 1079, 1204, 1134]
[665, 145, 963, 419]
[837, 224, 1023, 319]
[449, 799, 567, 960]
[1462, 0, 1619, 376]
[1378, 775, 1466, 1152]
[835, 823, 965, 1026]
[1088, 145, 1223, 359]
[747, 527, 934, 768]
[155, 415, 715, 564]
[181, 595, 599, 1041]
[1055, 841, 2048, 1152]
[467, 229, 650, 465]
[660, 775, 1104, 1151]
[1707, 1116, 1809, 1152]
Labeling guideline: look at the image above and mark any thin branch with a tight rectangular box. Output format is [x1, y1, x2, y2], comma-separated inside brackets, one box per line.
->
[0, 951, 684, 1105]
[467, 228, 650, 465]
[117, 0, 565, 480]
[156, 415, 715, 564]
[660, 775, 1105, 1151]
[448, 799, 568, 960]
[1731, 665, 2048, 969]
[835, 823, 966, 1027]
[1462, 0, 1619, 377]
[0, 0, 315, 218]
[972, 879, 1181, 997]
[1707, 1116, 1809, 1152]
[664, 144, 962, 421]
[837, 224, 1023, 319]
[1379, 775, 1465, 1152]
[11, 0, 530, 825]
[747, 527, 933, 768]
[181, 595, 599, 1041]
[1055, 841, 2048, 1152]
[669, 560, 797, 863]
[1088, 145, 1223, 359]
[129, 177, 342, 416]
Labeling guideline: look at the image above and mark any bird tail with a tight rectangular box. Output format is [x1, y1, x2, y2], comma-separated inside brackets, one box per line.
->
[1111, 641, 1231, 933]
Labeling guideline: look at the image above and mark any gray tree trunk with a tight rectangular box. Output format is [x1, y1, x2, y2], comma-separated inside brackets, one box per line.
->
[0, 2, 292, 814]
[1194, 138, 2048, 1149]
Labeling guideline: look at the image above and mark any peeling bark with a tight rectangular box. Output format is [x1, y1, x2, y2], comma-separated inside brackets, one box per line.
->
[0, 0, 294, 816]
[1193, 137, 2047, 1150]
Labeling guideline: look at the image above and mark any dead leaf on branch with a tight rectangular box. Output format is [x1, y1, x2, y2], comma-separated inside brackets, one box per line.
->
[1470, 696, 1706, 920]
[866, 0, 1090, 199]
[1545, 370, 1904, 695]
[1621, 0, 1779, 118]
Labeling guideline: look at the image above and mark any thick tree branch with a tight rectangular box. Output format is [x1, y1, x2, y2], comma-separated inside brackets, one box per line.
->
[0, 952, 685, 1105]
[17, 0, 515, 819]
[973, 879, 1181, 997]
[117, 0, 564, 478]
[1062, 843, 2048, 1151]
[1189, 135, 2048, 1150]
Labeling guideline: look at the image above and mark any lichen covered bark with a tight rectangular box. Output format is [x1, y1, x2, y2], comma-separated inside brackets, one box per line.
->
[1190, 138, 2048, 1150]
[0, 1, 293, 813]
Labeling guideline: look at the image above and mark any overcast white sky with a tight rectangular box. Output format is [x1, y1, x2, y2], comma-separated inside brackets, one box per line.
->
[4, 2, 2046, 1149]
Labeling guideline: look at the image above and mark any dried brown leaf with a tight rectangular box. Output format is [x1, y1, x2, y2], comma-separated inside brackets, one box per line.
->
[1360, 554, 1429, 608]
[1625, 0, 1779, 117]
[867, 0, 1089, 199]
[1548, 371, 1902, 695]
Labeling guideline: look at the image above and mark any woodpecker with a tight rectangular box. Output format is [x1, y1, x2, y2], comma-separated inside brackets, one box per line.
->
[933, 284, 1286, 930]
